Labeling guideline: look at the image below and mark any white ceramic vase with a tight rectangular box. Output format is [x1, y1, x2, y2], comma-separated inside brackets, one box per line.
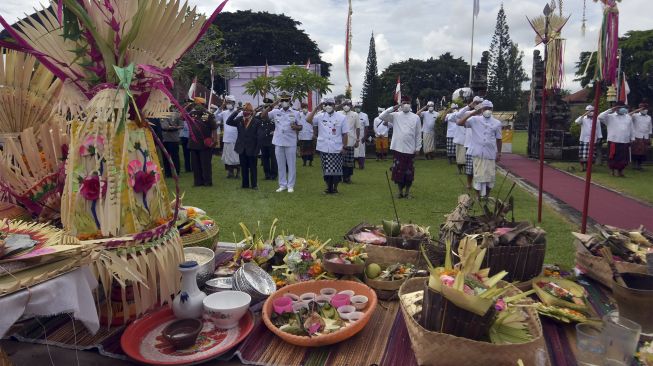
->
[172, 261, 206, 319]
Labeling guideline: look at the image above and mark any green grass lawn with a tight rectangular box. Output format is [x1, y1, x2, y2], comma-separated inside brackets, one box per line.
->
[548, 161, 653, 204]
[166, 154, 578, 267]
[511, 130, 528, 156]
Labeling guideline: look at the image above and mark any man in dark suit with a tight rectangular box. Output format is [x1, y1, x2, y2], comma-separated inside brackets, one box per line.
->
[226, 103, 263, 189]
[258, 98, 278, 180]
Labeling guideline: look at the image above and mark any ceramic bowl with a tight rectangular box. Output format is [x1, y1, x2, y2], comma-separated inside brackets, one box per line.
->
[348, 311, 364, 322]
[350, 295, 368, 310]
[203, 291, 251, 329]
[322, 252, 365, 275]
[337, 305, 356, 320]
[162, 318, 203, 349]
[183, 247, 215, 286]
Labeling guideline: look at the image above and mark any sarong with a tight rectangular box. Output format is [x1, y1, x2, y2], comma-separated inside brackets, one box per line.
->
[299, 139, 315, 156]
[375, 136, 389, 153]
[608, 141, 630, 170]
[472, 157, 496, 196]
[578, 141, 598, 163]
[391, 151, 415, 185]
[455, 144, 467, 165]
[631, 138, 650, 162]
[221, 142, 240, 166]
[446, 137, 455, 157]
[343, 146, 355, 168]
[320, 152, 343, 176]
[465, 153, 473, 175]
[423, 133, 435, 153]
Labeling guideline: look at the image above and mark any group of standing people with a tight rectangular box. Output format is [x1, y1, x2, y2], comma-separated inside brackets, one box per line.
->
[575, 102, 652, 176]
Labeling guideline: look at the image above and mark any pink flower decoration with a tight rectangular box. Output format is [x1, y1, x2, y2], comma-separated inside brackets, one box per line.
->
[495, 298, 506, 312]
[241, 249, 253, 261]
[127, 160, 160, 193]
[80, 175, 107, 201]
[78, 135, 106, 157]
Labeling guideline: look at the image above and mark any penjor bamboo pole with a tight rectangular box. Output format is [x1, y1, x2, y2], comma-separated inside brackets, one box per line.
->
[537, 15, 550, 224]
[581, 81, 602, 233]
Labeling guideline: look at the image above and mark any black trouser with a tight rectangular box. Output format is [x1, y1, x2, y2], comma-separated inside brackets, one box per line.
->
[190, 149, 213, 186]
[163, 141, 180, 177]
[239, 154, 258, 188]
[180, 137, 192, 172]
[261, 145, 277, 179]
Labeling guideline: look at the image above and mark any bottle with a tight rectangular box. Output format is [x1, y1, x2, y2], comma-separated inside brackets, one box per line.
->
[172, 261, 206, 319]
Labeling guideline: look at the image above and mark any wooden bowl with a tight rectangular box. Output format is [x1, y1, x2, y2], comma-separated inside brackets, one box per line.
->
[322, 252, 365, 275]
[262, 280, 377, 347]
[162, 318, 203, 349]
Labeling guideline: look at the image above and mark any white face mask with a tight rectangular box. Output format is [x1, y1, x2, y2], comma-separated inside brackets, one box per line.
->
[302, 108, 308, 113]
[617, 108, 628, 115]
[281, 101, 290, 109]
[325, 106, 334, 114]
[428, 107, 434, 112]
[587, 112, 594, 118]
[226, 104, 234, 110]
[482, 110, 492, 118]
[343, 105, 351, 112]
[641, 110, 649, 115]
[401, 104, 411, 113]
[354, 108, 361, 113]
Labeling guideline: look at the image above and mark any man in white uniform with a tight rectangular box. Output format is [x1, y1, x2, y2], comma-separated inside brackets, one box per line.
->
[298, 103, 315, 167]
[458, 100, 502, 197]
[630, 103, 652, 170]
[598, 102, 634, 177]
[353, 102, 369, 169]
[453, 97, 484, 187]
[373, 108, 389, 161]
[418, 101, 439, 160]
[445, 104, 459, 164]
[574, 105, 603, 171]
[307, 97, 349, 194]
[217, 95, 240, 178]
[339, 99, 361, 183]
[262, 92, 303, 192]
[379, 95, 422, 198]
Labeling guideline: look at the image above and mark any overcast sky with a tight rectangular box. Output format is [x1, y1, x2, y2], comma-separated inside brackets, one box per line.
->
[2, 0, 651, 101]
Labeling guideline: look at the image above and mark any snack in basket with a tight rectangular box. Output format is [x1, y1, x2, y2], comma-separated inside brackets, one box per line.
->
[639, 341, 653, 366]
[532, 276, 589, 313]
[351, 228, 386, 245]
[176, 206, 216, 236]
[375, 263, 415, 281]
[272, 300, 349, 336]
[574, 225, 651, 265]
[533, 303, 588, 323]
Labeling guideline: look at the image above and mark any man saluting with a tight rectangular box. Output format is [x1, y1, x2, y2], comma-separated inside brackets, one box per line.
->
[379, 95, 422, 199]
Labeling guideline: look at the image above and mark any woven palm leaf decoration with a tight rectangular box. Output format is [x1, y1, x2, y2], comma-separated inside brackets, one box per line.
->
[527, 11, 570, 90]
[0, 0, 229, 323]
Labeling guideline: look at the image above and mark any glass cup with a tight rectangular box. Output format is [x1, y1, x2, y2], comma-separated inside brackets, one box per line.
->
[602, 312, 642, 366]
[576, 322, 605, 366]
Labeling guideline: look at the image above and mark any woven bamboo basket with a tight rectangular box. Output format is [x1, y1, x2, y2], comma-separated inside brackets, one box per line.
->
[399, 278, 550, 366]
[574, 240, 648, 289]
[0, 202, 31, 221]
[181, 224, 220, 250]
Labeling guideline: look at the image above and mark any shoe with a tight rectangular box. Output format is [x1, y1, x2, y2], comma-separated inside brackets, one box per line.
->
[276, 187, 287, 192]
[288, 188, 294, 193]
[251, 186, 259, 190]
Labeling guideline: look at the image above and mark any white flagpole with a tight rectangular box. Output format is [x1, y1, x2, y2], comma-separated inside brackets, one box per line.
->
[469, 11, 476, 86]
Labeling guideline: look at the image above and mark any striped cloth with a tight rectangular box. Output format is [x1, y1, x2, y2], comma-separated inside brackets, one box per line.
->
[320, 152, 343, 176]
[342, 146, 355, 168]
[446, 137, 455, 157]
[423, 133, 435, 153]
[465, 153, 474, 175]
[578, 141, 596, 162]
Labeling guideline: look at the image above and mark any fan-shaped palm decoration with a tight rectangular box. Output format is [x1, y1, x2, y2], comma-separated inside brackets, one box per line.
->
[527, 9, 570, 90]
[0, 48, 62, 134]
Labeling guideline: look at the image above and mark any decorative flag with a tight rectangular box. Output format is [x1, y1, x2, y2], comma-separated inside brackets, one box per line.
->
[596, 0, 619, 84]
[473, 0, 480, 17]
[344, 0, 353, 94]
[207, 63, 215, 107]
[187, 76, 197, 100]
[618, 72, 630, 105]
[305, 59, 313, 110]
[394, 76, 401, 104]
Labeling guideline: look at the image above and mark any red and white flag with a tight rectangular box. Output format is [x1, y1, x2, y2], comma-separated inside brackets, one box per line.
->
[394, 76, 401, 104]
[305, 59, 313, 110]
[618, 72, 630, 105]
[187, 76, 197, 100]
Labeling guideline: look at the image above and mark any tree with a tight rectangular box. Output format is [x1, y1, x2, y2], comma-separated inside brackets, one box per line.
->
[361, 33, 382, 119]
[243, 75, 276, 99]
[378, 53, 469, 107]
[272, 65, 332, 103]
[576, 29, 653, 105]
[214, 11, 331, 80]
[486, 4, 527, 110]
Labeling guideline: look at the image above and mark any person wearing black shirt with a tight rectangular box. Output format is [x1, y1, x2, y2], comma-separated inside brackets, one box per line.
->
[258, 98, 278, 180]
[186, 98, 218, 186]
[226, 103, 263, 189]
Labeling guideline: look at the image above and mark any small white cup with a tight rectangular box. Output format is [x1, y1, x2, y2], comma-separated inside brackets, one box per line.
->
[320, 288, 337, 299]
[348, 311, 364, 322]
[283, 293, 300, 303]
[292, 302, 309, 313]
[350, 295, 368, 310]
[315, 295, 330, 306]
[337, 305, 356, 319]
[299, 292, 317, 304]
[337, 290, 355, 297]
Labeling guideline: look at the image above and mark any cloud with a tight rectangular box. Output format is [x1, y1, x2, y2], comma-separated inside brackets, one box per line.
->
[1, 0, 649, 97]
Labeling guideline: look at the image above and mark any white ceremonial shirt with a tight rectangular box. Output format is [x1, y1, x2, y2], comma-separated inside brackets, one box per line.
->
[446, 112, 459, 138]
[340, 110, 361, 147]
[217, 109, 238, 143]
[632, 113, 652, 139]
[359, 112, 369, 141]
[373, 117, 388, 137]
[269, 108, 302, 147]
[452, 107, 472, 145]
[298, 112, 314, 140]
[575, 115, 603, 143]
[421, 111, 438, 135]
[379, 107, 422, 154]
[313, 111, 349, 153]
[464, 115, 503, 160]
[598, 111, 634, 143]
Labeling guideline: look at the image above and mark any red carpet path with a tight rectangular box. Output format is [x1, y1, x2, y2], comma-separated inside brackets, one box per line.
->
[498, 154, 653, 229]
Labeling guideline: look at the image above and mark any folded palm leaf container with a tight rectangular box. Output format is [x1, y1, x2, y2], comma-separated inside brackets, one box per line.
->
[399, 278, 549, 366]
[345, 222, 385, 245]
[365, 245, 423, 300]
[574, 240, 647, 289]
[181, 224, 220, 250]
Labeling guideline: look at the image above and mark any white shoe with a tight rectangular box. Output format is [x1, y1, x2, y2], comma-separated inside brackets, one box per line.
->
[288, 188, 294, 193]
[276, 187, 287, 192]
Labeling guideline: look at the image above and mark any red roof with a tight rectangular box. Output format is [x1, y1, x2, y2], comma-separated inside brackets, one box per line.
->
[563, 88, 591, 103]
